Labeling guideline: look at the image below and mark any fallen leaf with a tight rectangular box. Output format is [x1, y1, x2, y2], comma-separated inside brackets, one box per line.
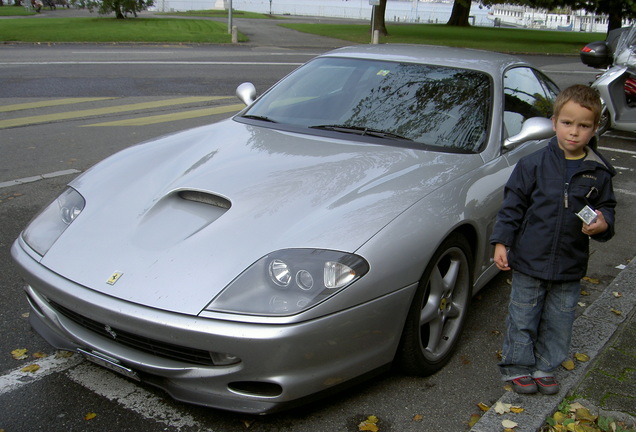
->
[562, 359, 575, 370]
[612, 291, 622, 298]
[494, 401, 512, 414]
[241, 419, 254, 428]
[468, 413, 481, 427]
[510, 406, 524, 413]
[11, 348, 28, 360]
[412, 414, 423, 422]
[21, 312, 30, 318]
[84, 412, 97, 421]
[575, 353, 590, 362]
[20, 364, 40, 373]
[580, 290, 591, 296]
[502, 419, 518, 428]
[568, 402, 585, 411]
[574, 407, 597, 422]
[32, 352, 47, 359]
[578, 302, 587, 307]
[55, 350, 74, 358]
[477, 402, 490, 412]
[582, 277, 600, 284]
[358, 415, 379, 432]
[553, 411, 569, 423]
[610, 308, 622, 316]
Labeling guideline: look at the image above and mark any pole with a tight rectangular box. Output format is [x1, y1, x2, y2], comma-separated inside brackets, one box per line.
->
[227, 0, 233, 33]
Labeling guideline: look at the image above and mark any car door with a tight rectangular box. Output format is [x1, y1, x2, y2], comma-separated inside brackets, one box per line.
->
[502, 66, 559, 167]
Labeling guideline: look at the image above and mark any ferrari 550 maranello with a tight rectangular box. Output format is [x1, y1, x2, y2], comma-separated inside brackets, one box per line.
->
[12, 44, 560, 414]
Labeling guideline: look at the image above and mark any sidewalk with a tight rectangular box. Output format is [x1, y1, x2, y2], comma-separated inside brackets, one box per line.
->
[471, 257, 636, 432]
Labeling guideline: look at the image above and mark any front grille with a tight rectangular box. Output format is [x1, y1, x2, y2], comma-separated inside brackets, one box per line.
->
[51, 301, 215, 366]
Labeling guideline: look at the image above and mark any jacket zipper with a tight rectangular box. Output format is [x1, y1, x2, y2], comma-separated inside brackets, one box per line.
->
[564, 182, 569, 208]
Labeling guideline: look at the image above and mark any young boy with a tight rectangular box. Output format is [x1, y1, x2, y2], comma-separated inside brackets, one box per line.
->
[490, 84, 616, 395]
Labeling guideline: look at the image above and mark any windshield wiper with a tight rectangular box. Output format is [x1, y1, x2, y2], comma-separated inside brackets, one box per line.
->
[310, 124, 412, 141]
[240, 114, 277, 123]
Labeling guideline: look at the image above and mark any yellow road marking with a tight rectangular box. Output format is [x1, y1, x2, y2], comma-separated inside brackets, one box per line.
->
[83, 104, 245, 126]
[0, 96, 233, 129]
[0, 97, 117, 113]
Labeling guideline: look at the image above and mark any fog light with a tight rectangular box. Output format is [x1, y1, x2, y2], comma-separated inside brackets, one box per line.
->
[210, 352, 240, 366]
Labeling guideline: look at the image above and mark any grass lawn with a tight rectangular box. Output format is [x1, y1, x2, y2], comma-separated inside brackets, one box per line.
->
[0, 4, 36, 15]
[0, 8, 604, 52]
[280, 22, 604, 54]
[0, 16, 248, 43]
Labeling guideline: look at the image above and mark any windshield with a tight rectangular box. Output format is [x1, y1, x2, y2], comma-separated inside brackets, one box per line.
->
[239, 57, 492, 153]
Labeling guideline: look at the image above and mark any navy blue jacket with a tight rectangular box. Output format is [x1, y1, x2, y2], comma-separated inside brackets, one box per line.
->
[490, 137, 616, 281]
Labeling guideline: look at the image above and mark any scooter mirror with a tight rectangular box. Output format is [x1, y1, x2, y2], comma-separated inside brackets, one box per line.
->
[504, 117, 554, 150]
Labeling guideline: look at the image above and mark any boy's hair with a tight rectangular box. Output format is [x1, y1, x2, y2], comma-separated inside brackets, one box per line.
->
[553, 84, 602, 127]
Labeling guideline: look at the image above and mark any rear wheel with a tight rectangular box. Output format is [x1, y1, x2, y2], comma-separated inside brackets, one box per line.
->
[397, 234, 473, 376]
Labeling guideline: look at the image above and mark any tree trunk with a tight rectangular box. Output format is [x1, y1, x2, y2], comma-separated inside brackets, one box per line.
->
[372, 0, 388, 36]
[446, 0, 471, 27]
[607, 11, 623, 33]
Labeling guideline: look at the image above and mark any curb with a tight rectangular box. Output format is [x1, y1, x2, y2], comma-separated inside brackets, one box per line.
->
[470, 257, 636, 432]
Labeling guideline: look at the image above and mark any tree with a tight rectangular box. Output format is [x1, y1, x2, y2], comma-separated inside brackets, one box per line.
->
[74, 0, 153, 19]
[447, 0, 472, 26]
[371, 0, 388, 36]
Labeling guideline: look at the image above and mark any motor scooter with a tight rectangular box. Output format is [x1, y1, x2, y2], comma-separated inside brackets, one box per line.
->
[580, 24, 636, 134]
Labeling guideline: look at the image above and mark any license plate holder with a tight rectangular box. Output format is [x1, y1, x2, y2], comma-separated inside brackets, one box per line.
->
[78, 348, 140, 381]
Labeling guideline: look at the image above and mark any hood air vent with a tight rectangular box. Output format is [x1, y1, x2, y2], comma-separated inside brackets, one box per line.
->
[178, 191, 231, 209]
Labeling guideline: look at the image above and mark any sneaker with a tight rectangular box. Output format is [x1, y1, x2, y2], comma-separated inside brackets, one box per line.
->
[507, 376, 538, 394]
[534, 376, 560, 395]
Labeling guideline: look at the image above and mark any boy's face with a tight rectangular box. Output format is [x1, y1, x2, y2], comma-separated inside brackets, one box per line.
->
[552, 100, 597, 158]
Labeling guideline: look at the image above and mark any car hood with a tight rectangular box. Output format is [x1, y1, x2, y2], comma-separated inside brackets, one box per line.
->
[40, 120, 482, 315]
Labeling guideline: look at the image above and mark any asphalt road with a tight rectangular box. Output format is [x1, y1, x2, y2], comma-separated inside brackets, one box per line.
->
[1, 44, 635, 432]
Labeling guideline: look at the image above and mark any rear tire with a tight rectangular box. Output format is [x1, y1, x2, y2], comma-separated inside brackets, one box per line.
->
[396, 233, 473, 376]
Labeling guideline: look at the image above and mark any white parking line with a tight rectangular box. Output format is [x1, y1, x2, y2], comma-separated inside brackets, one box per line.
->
[0, 169, 82, 189]
[66, 363, 208, 431]
[0, 353, 83, 397]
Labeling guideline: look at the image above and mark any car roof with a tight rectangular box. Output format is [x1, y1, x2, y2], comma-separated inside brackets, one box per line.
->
[319, 44, 529, 76]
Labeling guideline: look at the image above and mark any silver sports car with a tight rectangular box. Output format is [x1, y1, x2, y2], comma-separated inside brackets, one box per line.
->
[12, 44, 559, 414]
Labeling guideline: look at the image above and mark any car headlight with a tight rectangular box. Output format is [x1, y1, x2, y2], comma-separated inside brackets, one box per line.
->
[22, 187, 85, 256]
[206, 249, 369, 316]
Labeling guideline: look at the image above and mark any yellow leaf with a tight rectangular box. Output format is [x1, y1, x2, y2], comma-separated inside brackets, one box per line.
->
[580, 290, 590, 296]
[20, 364, 40, 373]
[510, 406, 524, 413]
[610, 309, 622, 316]
[84, 412, 97, 421]
[412, 414, 423, 422]
[569, 402, 586, 412]
[11, 348, 28, 360]
[358, 416, 379, 432]
[55, 350, 74, 358]
[612, 291, 622, 298]
[582, 277, 600, 284]
[553, 411, 569, 424]
[468, 414, 481, 427]
[32, 352, 47, 359]
[575, 353, 590, 362]
[477, 402, 490, 412]
[574, 408, 597, 422]
[562, 359, 575, 370]
[502, 419, 518, 428]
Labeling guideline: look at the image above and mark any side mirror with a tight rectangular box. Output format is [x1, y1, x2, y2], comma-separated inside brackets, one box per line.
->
[504, 117, 554, 150]
[236, 82, 256, 106]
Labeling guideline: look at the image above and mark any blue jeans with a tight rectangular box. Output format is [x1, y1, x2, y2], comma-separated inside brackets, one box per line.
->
[499, 271, 580, 380]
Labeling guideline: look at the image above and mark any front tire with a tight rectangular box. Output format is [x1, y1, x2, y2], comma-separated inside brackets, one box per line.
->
[397, 234, 473, 376]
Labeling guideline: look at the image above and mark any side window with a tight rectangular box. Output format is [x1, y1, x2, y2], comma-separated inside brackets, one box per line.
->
[503, 67, 555, 138]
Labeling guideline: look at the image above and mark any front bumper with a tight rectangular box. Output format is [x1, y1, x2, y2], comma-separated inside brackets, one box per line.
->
[12, 237, 414, 414]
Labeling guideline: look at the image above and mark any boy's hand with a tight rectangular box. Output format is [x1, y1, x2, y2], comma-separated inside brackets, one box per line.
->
[582, 210, 608, 236]
[493, 243, 510, 271]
